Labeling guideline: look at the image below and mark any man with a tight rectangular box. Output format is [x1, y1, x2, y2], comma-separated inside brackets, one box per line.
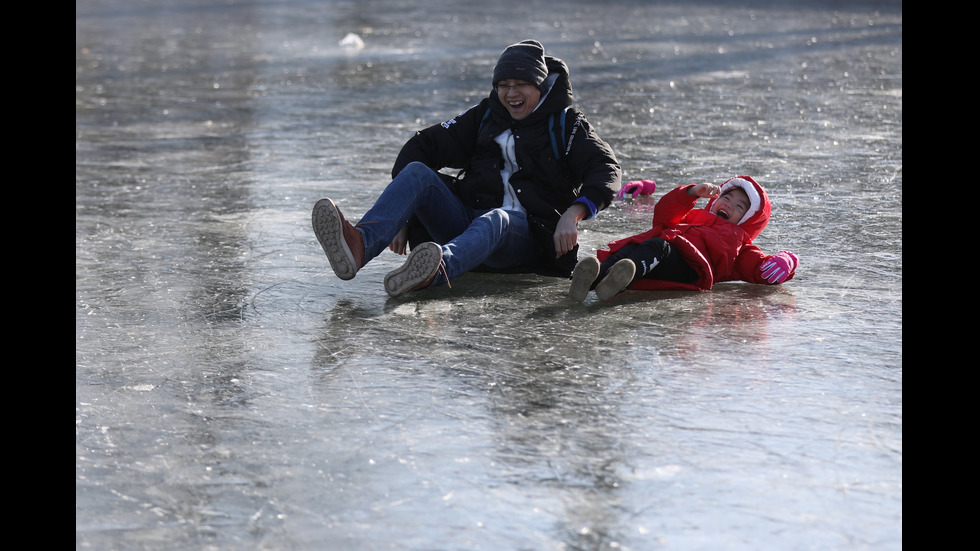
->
[312, 39, 621, 297]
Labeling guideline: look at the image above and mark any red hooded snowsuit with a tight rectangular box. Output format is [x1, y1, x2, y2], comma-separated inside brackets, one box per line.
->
[597, 176, 791, 291]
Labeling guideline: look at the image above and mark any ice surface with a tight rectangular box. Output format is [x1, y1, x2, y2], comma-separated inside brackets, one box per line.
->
[77, 1, 902, 549]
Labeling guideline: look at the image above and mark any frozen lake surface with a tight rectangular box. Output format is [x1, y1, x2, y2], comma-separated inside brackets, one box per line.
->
[76, 1, 902, 549]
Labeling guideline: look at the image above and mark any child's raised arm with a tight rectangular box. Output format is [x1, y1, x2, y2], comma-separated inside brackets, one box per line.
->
[687, 183, 721, 199]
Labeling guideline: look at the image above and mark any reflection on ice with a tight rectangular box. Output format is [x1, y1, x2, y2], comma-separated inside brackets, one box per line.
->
[339, 33, 365, 51]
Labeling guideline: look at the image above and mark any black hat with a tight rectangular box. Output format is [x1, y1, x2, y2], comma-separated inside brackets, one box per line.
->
[492, 40, 548, 87]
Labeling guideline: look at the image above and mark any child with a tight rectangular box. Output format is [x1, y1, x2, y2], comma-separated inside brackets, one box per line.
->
[569, 176, 798, 301]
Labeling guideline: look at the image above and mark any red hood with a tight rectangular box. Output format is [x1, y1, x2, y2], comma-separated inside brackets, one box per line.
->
[705, 175, 771, 240]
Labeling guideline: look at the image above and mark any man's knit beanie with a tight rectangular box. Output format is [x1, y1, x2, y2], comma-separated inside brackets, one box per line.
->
[492, 40, 549, 88]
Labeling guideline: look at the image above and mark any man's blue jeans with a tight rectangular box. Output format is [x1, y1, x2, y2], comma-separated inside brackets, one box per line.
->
[356, 162, 538, 286]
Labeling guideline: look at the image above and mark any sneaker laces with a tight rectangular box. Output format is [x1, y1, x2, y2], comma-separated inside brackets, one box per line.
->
[437, 260, 451, 290]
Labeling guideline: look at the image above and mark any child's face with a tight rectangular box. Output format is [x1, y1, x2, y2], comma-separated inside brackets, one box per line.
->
[710, 187, 751, 223]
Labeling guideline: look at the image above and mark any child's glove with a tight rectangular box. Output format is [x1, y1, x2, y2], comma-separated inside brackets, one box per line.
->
[616, 179, 657, 198]
[759, 251, 798, 284]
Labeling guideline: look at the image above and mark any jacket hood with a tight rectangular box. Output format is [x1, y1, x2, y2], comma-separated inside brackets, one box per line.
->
[705, 176, 770, 239]
[540, 55, 573, 108]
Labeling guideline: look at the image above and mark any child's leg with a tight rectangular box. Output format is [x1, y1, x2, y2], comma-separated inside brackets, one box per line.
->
[614, 238, 698, 282]
[595, 243, 640, 282]
[595, 259, 637, 301]
[568, 256, 600, 301]
[567, 247, 644, 302]
[596, 239, 666, 285]
[594, 238, 697, 300]
[637, 239, 699, 283]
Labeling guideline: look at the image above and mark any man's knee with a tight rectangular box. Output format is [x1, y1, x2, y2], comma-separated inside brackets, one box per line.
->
[391, 161, 441, 195]
[479, 208, 518, 233]
[399, 161, 430, 178]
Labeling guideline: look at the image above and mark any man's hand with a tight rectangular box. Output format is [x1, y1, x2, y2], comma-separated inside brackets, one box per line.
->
[388, 224, 409, 255]
[554, 202, 588, 258]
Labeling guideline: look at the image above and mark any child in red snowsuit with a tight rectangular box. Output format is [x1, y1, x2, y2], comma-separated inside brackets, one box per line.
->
[569, 176, 798, 301]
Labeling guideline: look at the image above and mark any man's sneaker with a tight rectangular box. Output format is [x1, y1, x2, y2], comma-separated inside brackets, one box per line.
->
[312, 198, 364, 280]
[595, 259, 636, 301]
[384, 242, 443, 298]
[568, 256, 600, 302]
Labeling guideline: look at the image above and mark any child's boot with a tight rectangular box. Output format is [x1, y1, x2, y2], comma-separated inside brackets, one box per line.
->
[595, 259, 637, 301]
[568, 256, 600, 301]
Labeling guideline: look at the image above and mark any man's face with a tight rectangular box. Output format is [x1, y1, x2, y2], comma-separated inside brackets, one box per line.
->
[495, 79, 541, 121]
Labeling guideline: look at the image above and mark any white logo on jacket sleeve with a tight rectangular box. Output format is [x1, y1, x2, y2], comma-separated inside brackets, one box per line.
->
[441, 110, 469, 129]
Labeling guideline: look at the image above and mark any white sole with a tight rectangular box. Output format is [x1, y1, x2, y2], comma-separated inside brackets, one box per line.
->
[384, 242, 443, 297]
[595, 259, 636, 301]
[312, 198, 357, 280]
[568, 256, 600, 302]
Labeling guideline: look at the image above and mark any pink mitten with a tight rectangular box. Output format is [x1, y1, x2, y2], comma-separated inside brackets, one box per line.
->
[616, 179, 657, 198]
[759, 251, 798, 284]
